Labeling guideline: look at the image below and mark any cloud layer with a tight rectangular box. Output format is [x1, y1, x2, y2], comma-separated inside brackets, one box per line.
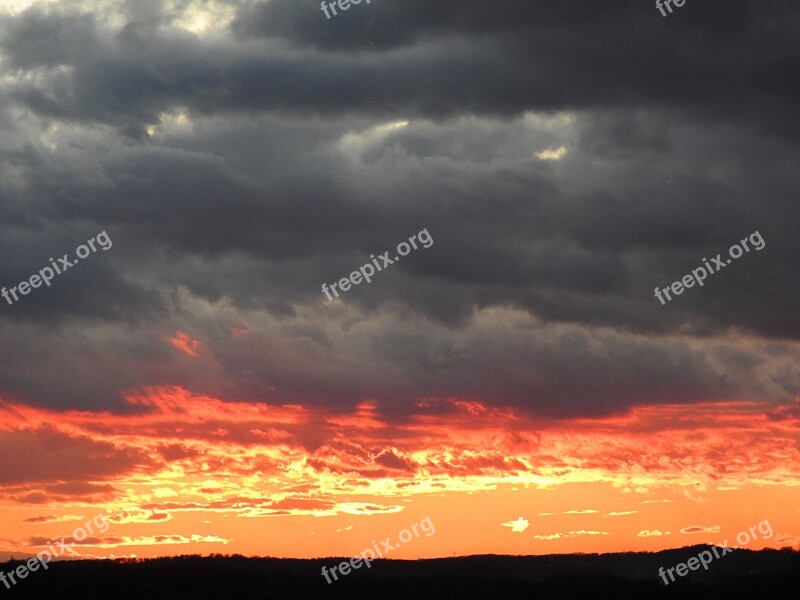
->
[0, 0, 798, 558]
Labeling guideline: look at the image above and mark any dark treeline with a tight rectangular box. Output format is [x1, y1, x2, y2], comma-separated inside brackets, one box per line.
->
[1, 547, 797, 599]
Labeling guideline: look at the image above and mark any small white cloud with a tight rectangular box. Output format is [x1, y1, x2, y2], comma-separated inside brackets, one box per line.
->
[535, 145, 568, 161]
[501, 517, 530, 533]
[637, 529, 670, 537]
[606, 511, 638, 517]
[564, 509, 599, 514]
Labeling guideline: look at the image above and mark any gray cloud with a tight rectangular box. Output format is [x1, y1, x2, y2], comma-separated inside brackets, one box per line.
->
[0, 0, 798, 416]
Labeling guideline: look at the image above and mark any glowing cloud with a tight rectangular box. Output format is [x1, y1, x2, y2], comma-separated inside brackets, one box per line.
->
[501, 517, 530, 533]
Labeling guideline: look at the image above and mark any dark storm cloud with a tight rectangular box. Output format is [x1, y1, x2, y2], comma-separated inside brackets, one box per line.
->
[236, 0, 746, 50]
[0, 1, 798, 417]
[2, 1, 799, 137]
[0, 231, 163, 326]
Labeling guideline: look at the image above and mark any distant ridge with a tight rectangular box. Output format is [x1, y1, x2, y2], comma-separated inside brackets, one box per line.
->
[1, 548, 797, 599]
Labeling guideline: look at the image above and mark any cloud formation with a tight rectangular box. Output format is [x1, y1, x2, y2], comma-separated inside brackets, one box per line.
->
[0, 0, 798, 559]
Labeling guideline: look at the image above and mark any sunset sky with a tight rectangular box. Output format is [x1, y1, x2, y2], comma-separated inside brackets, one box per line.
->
[1, 0, 799, 562]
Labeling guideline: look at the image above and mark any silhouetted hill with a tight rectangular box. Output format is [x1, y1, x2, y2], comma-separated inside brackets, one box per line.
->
[1, 547, 797, 599]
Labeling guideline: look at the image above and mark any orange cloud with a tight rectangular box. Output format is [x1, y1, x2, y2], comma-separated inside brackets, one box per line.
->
[168, 332, 202, 357]
[0, 392, 797, 558]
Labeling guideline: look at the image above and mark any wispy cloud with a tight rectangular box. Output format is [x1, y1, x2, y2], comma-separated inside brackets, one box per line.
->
[534, 530, 610, 541]
[680, 525, 721, 535]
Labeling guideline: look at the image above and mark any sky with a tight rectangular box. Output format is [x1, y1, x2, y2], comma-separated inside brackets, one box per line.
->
[0, 0, 798, 561]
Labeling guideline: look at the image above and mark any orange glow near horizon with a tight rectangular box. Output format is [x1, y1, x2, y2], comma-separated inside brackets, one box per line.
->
[0, 390, 798, 560]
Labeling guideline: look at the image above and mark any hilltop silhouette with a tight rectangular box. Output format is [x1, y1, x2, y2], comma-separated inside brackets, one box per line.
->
[1, 546, 797, 599]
